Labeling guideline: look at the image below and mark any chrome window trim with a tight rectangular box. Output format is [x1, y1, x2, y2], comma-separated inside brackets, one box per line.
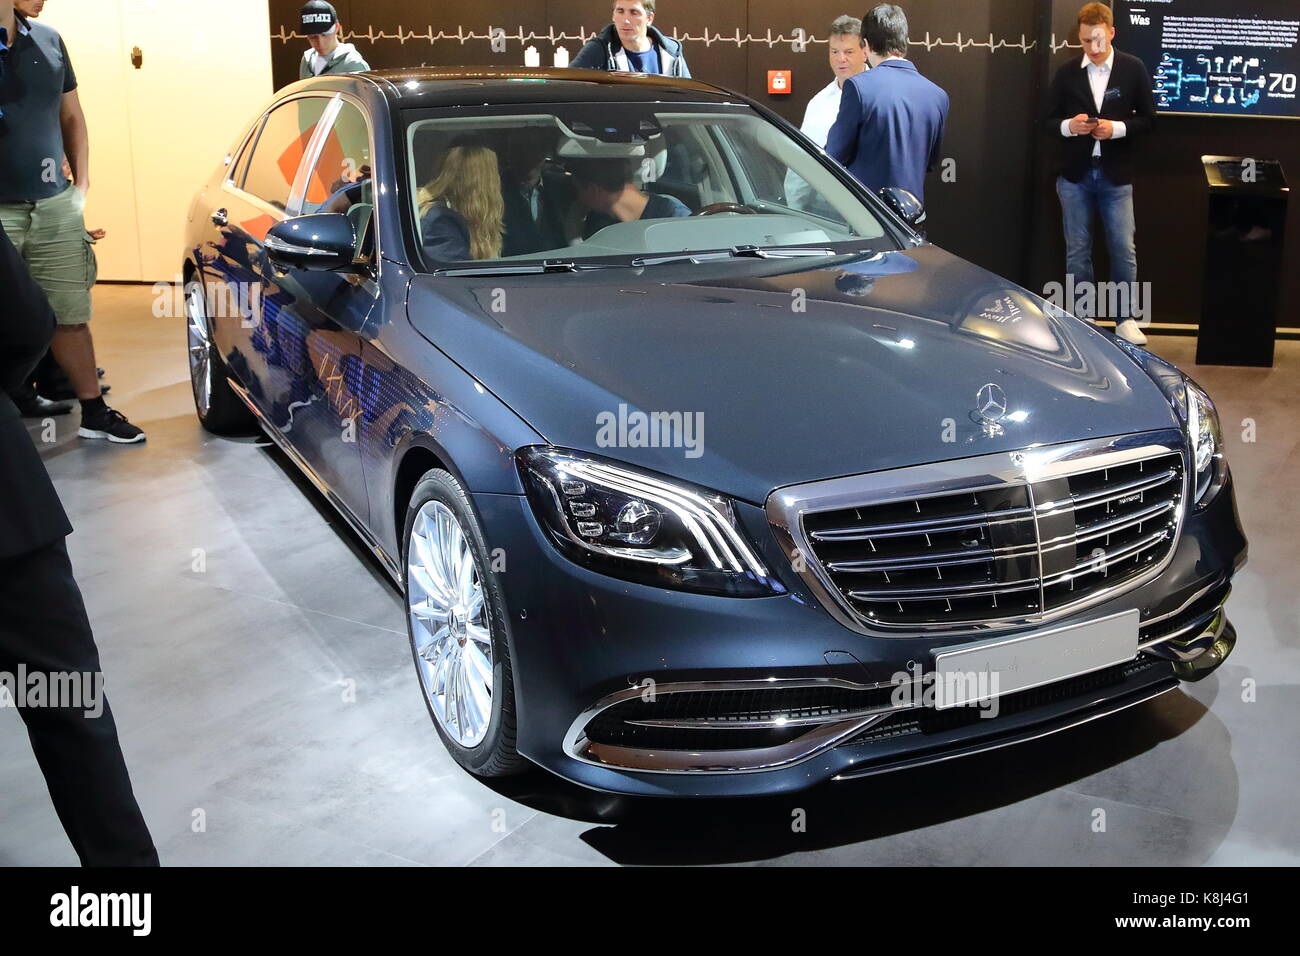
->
[220, 91, 383, 287]
[292, 91, 383, 279]
[288, 94, 344, 217]
[223, 116, 265, 190]
[219, 92, 337, 222]
[765, 430, 1189, 638]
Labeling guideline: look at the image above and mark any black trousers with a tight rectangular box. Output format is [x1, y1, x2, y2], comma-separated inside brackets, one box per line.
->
[4, 350, 69, 404]
[0, 537, 158, 866]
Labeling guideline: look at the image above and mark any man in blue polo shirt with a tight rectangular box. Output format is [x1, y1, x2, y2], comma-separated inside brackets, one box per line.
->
[0, 0, 144, 443]
[825, 4, 949, 204]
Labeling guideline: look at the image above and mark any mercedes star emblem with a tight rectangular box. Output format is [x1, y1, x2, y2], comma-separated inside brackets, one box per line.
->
[976, 383, 1008, 423]
[973, 383, 1008, 436]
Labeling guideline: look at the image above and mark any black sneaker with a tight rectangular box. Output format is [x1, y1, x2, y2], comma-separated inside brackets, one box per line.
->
[79, 405, 146, 444]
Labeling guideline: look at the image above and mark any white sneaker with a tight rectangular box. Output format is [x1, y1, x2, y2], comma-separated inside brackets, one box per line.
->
[1115, 319, 1148, 346]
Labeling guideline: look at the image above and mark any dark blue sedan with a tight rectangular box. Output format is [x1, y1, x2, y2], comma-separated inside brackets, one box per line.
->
[182, 68, 1246, 796]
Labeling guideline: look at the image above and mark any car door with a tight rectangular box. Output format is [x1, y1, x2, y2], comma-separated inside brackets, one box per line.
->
[254, 94, 380, 523]
[199, 93, 334, 420]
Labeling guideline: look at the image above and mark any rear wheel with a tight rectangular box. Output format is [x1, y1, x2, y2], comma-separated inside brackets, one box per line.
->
[403, 469, 524, 777]
[186, 277, 255, 435]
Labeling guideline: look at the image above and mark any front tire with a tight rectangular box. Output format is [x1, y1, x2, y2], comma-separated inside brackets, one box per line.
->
[186, 277, 255, 435]
[403, 469, 524, 777]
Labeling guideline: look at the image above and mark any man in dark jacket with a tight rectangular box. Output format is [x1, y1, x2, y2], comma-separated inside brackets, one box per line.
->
[1043, 2, 1157, 346]
[825, 4, 948, 203]
[0, 220, 158, 866]
[570, 1, 690, 77]
[500, 128, 571, 257]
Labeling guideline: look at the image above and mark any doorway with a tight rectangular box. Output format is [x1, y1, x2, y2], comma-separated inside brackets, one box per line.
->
[39, 0, 274, 281]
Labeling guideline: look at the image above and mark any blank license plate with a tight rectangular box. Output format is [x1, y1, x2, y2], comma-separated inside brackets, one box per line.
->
[930, 609, 1140, 709]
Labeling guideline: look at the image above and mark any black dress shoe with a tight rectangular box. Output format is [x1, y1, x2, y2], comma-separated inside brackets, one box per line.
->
[17, 394, 75, 417]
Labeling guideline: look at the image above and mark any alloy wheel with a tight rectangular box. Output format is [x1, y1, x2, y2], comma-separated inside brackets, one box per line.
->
[407, 500, 495, 748]
[185, 284, 212, 416]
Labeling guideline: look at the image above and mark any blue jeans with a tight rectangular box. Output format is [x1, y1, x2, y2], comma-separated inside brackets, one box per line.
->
[1056, 167, 1137, 321]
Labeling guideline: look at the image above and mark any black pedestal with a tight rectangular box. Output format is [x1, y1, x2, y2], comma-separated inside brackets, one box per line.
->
[1197, 156, 1289, 367]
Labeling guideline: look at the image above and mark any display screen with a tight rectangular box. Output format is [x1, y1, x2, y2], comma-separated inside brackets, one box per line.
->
[1115, 0, 1300, 118]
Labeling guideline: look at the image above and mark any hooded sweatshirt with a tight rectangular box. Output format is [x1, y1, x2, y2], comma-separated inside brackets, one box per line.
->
[570, 24, 690, 77]
[299, 42, 370, 80]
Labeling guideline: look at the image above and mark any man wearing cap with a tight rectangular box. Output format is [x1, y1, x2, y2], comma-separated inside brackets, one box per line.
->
[298, 1, 369, 80]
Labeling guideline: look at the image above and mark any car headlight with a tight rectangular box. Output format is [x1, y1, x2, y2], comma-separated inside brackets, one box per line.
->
[1111, 339, 1228, 509]
[518, 446, 781, 596]
[1183, 379, 1225, 506]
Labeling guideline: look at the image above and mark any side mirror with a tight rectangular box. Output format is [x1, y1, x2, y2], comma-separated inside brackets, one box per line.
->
[877, 186, 926, 228]
[265, 214, 357, 271]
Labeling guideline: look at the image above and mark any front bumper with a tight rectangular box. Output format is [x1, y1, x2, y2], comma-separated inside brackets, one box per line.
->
[471, 469, 1246, 797]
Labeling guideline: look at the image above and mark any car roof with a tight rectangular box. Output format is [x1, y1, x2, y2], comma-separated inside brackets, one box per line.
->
[352, 67, 747, 109]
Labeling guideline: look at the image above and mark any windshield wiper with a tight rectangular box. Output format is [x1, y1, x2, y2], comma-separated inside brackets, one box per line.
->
[631, 245, 837, 267]
[730, 244, 837, 259]
[434, 259, 583, 277]
[439, 245, 842, 275]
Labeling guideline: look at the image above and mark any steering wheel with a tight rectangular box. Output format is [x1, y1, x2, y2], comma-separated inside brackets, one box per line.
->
[694, 202, 757, 217]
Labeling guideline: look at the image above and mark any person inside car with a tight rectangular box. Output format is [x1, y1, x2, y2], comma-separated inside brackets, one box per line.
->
[417, 145, 504, 262]
[500, 128, 570, 257]
[567, 157, 690, 240]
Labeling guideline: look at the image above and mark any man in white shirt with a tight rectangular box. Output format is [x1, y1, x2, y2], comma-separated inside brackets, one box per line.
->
[1044, 2, 1156, 345]
[787, 16, 867, 211]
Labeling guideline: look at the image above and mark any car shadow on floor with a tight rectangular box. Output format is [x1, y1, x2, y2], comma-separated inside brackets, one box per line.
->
[481, 688, 1226, 864]
[252, 436, 404, 600]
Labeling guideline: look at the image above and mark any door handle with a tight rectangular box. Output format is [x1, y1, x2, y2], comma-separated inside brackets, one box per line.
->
[211, 208, 228, 227]
[131, 46, 143, 70]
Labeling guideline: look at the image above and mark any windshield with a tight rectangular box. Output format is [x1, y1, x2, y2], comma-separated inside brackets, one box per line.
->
[403, 103, 893, 270]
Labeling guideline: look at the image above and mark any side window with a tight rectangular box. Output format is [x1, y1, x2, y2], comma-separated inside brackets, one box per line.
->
[229, 116, 265, 189]
[241, 97, 331, 212]
[302, 100, 376, 260]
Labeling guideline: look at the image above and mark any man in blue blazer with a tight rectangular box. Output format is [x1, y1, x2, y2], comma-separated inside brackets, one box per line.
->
[825, 4, 949, 204]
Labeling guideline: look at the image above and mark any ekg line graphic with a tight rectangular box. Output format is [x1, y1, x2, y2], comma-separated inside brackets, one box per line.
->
[272, 24, 1081, 53]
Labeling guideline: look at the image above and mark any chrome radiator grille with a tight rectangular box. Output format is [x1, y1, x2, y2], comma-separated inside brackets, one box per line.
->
[796, 449, 1185, 629]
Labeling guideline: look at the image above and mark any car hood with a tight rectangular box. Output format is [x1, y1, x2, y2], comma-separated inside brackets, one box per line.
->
[406, 245, 1179, 504]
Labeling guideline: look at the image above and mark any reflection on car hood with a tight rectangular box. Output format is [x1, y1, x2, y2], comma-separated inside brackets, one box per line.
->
[406, 245, 1179, 503]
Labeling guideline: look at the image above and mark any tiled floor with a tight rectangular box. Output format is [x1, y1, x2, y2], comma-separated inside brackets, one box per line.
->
[3, 285, 1297, 865]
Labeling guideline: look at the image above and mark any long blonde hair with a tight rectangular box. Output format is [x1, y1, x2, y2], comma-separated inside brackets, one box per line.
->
[419, 145, 504, 260]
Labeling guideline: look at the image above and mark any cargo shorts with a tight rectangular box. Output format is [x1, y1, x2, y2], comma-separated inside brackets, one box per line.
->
[0, 182, 97, 326]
